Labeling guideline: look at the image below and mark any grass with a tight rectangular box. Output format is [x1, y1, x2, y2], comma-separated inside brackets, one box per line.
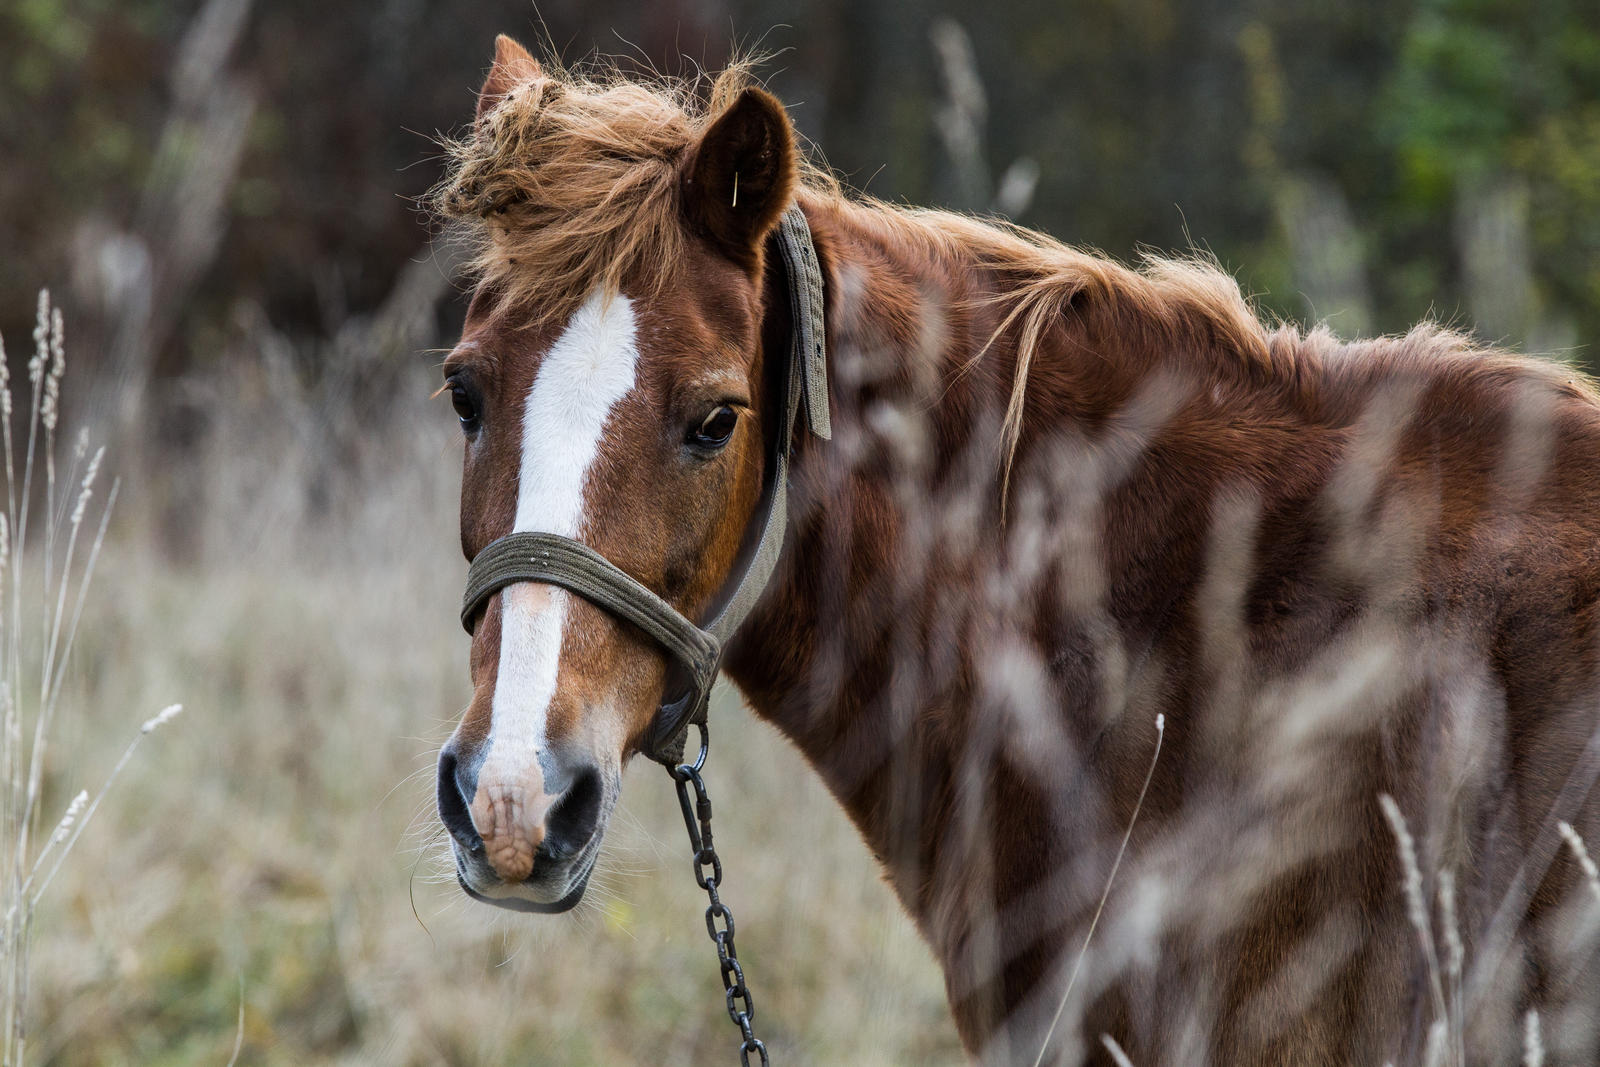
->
[16, 327, 959, 1065]
[16, 286, 1599, 1064]
[0, 292, 182, 1067]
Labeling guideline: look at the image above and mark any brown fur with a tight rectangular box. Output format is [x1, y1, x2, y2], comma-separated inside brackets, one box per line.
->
[436, 42, 1600, 1064]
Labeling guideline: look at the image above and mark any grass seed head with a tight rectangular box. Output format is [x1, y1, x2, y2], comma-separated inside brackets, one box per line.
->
[42, 307, 64, 432]
[1438, 868, 1462, 980]
[48, 790, 89, 847]
[71, 447, 105, 527]
[29, 289, 49, 383]
[1557, 821, 1600, 908]
[1100, 1034, 1135, 1067]
[141, 703, 184, 734]
[1379, 794, 1429, 937]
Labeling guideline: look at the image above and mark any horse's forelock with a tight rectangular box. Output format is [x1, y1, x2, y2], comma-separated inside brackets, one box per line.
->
[432, 59, 801, 328]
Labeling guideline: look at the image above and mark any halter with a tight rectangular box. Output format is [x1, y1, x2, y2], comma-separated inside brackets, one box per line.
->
[458, 204, 831, 766]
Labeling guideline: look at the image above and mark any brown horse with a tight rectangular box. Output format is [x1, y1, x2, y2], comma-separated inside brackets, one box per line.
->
[430, 36, 1600, 1064]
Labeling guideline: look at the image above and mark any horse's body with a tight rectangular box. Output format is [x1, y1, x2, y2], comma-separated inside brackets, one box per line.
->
[730, 192, 1600, 1064]
[432, 38, 1600, 1064]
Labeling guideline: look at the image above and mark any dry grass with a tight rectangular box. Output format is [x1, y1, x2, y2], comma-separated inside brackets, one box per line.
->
[21, 340, 959, 1065]
[12, 291, 1598, 1065]
[0, 293, 182, 1067]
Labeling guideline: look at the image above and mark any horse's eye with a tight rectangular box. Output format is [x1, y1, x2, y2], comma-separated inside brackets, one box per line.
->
[688, 406, 738, 450]
[448, 383, 479, 431]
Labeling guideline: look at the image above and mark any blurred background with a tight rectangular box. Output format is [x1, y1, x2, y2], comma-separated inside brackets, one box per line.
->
[3, 0, 1597, 1063]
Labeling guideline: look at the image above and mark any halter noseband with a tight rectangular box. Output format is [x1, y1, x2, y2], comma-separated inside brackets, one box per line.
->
[459, 205, 831, 766]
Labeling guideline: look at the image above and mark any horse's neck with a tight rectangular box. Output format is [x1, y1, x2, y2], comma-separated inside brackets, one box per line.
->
[724, 196, 1104, 933]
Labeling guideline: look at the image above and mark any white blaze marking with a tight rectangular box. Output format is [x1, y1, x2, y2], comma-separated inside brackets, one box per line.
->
[482, 290, 639, 787]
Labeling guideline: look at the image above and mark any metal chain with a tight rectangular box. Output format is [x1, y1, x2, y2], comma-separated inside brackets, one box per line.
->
[670, 723, 770, 1066]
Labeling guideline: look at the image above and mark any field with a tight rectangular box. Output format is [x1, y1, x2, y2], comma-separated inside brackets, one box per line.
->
[21, 355, 962, 1065]
[8, 3, 1600, 1062]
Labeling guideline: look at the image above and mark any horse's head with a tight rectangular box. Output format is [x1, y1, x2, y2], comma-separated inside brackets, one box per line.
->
[434, 37, 799, 911]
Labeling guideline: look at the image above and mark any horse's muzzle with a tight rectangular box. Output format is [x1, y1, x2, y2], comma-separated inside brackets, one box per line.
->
[437, 745, 608, 909]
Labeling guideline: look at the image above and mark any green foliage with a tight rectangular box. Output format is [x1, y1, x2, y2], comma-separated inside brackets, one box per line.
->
[1373, 0, 1600, 349]
[1524, 106, 1600, 344]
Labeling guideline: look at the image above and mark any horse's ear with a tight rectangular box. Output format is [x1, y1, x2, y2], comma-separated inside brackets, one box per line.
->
[682, 87, 797, 269]
[477, 35, 541, 122]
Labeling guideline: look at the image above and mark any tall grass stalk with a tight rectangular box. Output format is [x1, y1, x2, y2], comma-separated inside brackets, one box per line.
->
[1032, 713, 1166, 1067]
[1379, 795, 1450, 1029]
[0, 292, 179, 1066]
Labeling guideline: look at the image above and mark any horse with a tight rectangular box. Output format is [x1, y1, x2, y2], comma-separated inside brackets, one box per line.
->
[429, 35, 1600, 1065]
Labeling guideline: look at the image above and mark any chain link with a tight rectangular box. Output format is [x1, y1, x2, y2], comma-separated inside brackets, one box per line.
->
[670, 723, 770, 1066]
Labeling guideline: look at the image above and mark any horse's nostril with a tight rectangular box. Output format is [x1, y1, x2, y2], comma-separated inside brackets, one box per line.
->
[436, 748, 483, 853]
[542, 764, 604, 861]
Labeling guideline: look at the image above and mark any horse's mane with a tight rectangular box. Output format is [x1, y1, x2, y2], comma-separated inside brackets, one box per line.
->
[429, 58, 1319, 485]
[820, 201, 1274, 484]
[431, 57, 1265, 339]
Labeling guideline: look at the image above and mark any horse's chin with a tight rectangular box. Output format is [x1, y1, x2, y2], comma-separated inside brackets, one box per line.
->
[452, 847, 597, 914]
[456, 868, 592, 913]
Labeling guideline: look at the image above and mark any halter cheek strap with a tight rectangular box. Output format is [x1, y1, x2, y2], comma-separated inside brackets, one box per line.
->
[459, 205, 830, 766]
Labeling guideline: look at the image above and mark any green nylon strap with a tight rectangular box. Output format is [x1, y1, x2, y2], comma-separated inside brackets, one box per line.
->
[459, 204, 829, 766]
